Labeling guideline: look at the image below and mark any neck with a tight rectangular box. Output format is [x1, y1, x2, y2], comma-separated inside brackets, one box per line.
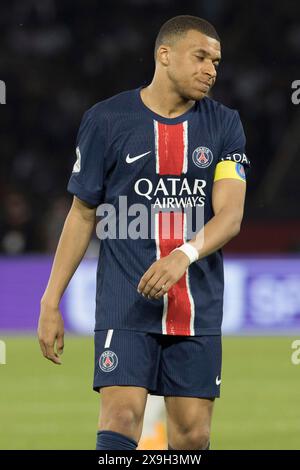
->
[140, 74, 195, 119]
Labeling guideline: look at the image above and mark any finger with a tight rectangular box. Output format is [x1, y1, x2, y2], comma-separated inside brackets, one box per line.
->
[56, 334, 64, 355]
[147, 274, 169, 298]
[142, 272, 163, 297]
[154, 279, 173, 299]
[46, 353, 61, 365]
[137, 268, 153, 293]
[45, 342, 61, 365]
[137, 266, 156, 293]
[38, 338, 47, 357]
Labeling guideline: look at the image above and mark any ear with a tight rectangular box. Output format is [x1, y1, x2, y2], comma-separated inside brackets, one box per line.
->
[156, 45, 170, 66]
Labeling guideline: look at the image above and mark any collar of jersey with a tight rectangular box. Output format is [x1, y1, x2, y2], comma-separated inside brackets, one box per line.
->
[136, 86, 198, 124]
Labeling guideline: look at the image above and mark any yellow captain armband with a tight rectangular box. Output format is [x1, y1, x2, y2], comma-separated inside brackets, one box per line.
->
[214, 161, 246, 183]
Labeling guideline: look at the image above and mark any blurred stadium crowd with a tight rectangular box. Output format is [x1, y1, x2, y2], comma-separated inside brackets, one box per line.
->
[1, 0, 299, 253]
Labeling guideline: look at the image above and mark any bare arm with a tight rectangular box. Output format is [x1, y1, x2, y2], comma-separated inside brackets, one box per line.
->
[38, 196, 96, 364]
[137, 178, 246, 298]
[188, 178, 246, 257]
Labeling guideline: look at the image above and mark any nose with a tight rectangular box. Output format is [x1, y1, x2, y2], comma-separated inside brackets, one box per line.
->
[203, 60, 217, 80]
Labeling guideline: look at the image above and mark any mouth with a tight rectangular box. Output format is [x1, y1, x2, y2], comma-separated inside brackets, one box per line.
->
[196, 80, 211, 91]
[200, 81, 211, 89]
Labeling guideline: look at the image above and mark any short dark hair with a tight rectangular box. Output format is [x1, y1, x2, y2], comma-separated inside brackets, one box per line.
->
[154, 15, 220, 60]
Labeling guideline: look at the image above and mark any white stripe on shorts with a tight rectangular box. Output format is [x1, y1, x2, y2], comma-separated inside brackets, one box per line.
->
[104, 329, 114, 349]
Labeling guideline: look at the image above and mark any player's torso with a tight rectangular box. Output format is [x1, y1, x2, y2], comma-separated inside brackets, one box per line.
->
[103, 105, 221, 219]
[94, 92, 225, 336]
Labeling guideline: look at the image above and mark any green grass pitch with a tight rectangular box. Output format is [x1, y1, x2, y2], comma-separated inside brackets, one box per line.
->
[0, 336, 299, 449]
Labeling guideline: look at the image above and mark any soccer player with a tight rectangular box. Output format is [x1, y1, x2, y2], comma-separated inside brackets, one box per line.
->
[38, 15, 250, 450]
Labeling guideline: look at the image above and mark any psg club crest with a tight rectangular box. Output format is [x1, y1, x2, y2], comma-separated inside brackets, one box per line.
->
[99, 350, 118, 372]
[192, 146, 213, 168]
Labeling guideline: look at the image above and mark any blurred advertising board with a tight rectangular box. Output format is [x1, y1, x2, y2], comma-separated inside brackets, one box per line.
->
[0, 256, 300, 334]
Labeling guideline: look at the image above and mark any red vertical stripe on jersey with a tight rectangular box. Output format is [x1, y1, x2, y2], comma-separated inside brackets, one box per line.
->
[155, 120, 192, 335]
[157, 122, 185, 175]
[158, 211, 192, 335]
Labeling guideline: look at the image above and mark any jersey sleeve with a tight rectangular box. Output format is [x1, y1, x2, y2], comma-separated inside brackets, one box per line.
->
[215, 110, 250, 181]
[67, 111, 107, 206]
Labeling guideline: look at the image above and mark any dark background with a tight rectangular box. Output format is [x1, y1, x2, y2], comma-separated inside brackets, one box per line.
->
[1, 0, 299, 253]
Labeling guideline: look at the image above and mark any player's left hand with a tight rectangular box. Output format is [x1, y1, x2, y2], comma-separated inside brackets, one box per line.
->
[137, 250, 190, 299]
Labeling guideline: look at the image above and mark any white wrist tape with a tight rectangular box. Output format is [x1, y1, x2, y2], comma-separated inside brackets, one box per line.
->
[173, 243, 199, 265]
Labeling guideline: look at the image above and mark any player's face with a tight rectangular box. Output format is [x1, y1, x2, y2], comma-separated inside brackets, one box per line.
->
[165, 30, 221, 101]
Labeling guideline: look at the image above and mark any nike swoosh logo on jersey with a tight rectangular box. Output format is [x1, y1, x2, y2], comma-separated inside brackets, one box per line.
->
[126, 151, 151, 163]
[216, 376, 221, 386]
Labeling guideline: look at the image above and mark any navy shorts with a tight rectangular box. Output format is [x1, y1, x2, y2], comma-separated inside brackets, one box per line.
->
[93, 329, 222, 398]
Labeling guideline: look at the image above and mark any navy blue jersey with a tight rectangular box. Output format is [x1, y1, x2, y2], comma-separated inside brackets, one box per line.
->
[68, 87, 250, 336]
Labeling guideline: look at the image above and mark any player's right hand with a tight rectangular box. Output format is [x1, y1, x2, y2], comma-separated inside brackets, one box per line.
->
[37, 300, 64, 365]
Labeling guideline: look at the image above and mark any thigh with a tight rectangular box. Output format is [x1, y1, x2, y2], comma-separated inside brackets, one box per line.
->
[93, 329, 161, 393]
[155, 335, 222, 398]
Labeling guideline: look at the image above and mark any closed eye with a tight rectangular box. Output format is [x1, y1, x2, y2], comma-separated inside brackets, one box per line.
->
[195, 55, 220, 69]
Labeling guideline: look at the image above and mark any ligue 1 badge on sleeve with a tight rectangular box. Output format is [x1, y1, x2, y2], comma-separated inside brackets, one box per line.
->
[192, 146, 213, 169]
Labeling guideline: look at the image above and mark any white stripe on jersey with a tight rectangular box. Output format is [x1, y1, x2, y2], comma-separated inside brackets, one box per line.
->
[182, 120, 188, 174]
[184, 212, 195, 336]
[154, 120, 160, 174]
[154, 212, 168, 335]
